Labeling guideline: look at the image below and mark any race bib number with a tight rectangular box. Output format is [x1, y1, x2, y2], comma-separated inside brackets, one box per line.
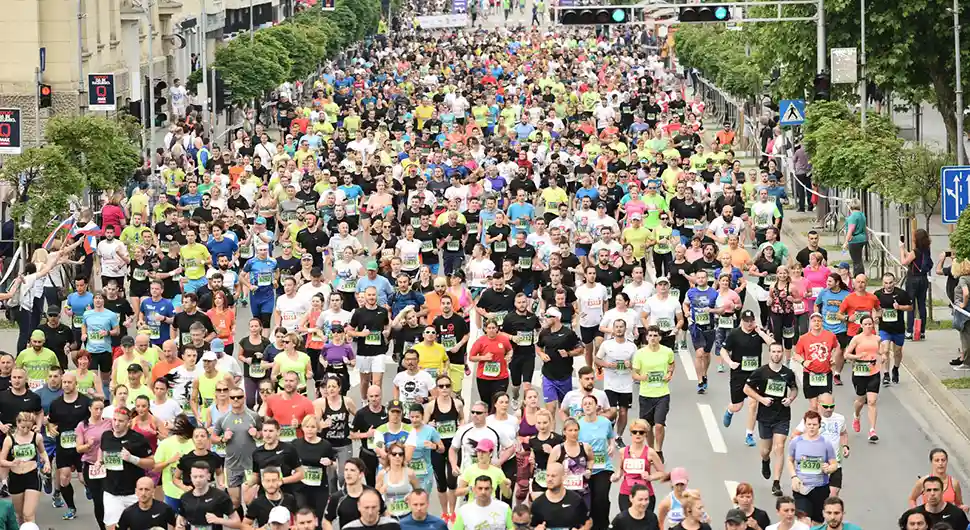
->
[103, 452, 124, 471]
[764, 274, 777, 284]
[694, 310, 710, 326]
[257, 272, 273, 287]
[655, 242, 670, 253]
[28, 379, 43, 391]
[365, 332, 382, 346]
[249, 363, 267, 378]
[148, 322, 161, 340]
[741, 356, 760, 371]
[592, 450, 608, 470]
[853, 361, 872, 376]
[809, 372, 828, 387]
[303, 466, 324, 486]
[442, 335, 457, 349]
[492, 311, 508, 326]
[535, 469, 547, 488]
[132, 268, 148, 282]
[647, 371, 664, 386]
[421, 240, 434, 253]
[88, 460, 107, 479]
[403, 256, 420, 269]
[793, 302, 806, 313]
[447, 240, 461, 252]
[782, 326, 795, 339]
[854, 310, 870, 324]
[518, 256, 532, 269]
[670, 288, 681, 300]
[482, 362, 502, 377]
[213, 442, 226, 456]
[765, 378, 786, 398]
[564, 473, 584, 490]
[389, 499, 409, 515]
[191, 525, 213, 530]
[341, 278, 358, 292]
[614, 360, 629, 373]
[622, 458, 646, 474]
[656, 317, 674, 332]
[280, 425, 297, 442]
[718, 315, 734, 329]
[409, 458, 429, 475]
[437, 420, 457, 438]
[493, 241, 508, 253]
[800, 456, 823, 475]
[515, 331, 534, 346]
[882, 308, 898, 322]
[73, 315, 83, 328]
[60, 430, 77, 449]
[812, 287, 823, 298]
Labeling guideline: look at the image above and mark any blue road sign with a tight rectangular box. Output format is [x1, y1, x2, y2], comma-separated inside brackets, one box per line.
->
[39, 48, 46, 72]
[942, 166, 970, 224]
[779, 99, 806, 126]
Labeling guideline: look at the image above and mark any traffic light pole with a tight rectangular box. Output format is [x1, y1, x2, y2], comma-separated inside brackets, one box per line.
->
[35, 67, 42, 147]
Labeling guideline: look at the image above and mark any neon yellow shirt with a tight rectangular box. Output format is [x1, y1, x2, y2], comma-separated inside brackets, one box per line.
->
[180, 244, 210, 280]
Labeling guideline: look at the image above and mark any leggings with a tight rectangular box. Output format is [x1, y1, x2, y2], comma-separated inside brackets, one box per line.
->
[769, 312, 796, 350]
[589, 471, 612, 530]
[360, 449, 380, 487]
[758, 300, 770, 328]
[652, 252, 672, 278]
[327, 444, 354, 492]
[476, 378, 509, 407]
[906, 275, 929, 334]
[83, 464, 106, 530]
[431, 438, 458, 493]
[848, 242, 866, 277]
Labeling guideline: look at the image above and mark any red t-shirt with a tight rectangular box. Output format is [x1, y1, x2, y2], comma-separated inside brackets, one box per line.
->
[795, 330, 839, 374]
[265, 393, 315, 438]
[470, 334, 513, 380]
[839, 292, 880, 336]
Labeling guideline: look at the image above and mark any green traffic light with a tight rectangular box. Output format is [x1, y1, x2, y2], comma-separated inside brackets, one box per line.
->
[612, 8, 626, 22]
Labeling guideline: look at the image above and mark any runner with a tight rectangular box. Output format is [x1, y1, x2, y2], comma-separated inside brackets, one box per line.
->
[631, 326, 675, 460]
[743, 343, 798, 497]
[874, 272, 913, 386]
[843, 315, 882, 442]
[786, 410, 838, 525]
[595, 319, 637, 444]
[685, 270, 717, 394]
[721, 310, 775, 446]
[793, 313, 839, 411]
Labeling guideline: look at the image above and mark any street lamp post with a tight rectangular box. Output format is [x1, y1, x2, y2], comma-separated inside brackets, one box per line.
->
[860, 0, 866, 130]
[955, 0, 965, 164]
[147, 0, 155, 174]
[200, 0, 210, 126]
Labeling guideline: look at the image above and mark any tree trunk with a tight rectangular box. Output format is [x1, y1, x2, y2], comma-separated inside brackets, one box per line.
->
[930, 72, 960, 157]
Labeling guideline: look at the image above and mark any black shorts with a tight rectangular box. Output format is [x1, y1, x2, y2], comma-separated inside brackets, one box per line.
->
[829, 467, 843, 489]
[836, 333, 851, 351]
[802, 371, 833, 399]
[638, 394, 670, 426]
[690, 327, 716, 353]
[606, 390, 632, 409]
[90, 351, 113, 373]
[729, 375, 749, 405]
[852, 373, 881, 396]
[757, 419, 790, 440]
[580, 326, 602, 345]
[794, 483, 829, 523]
[509, 353, 535, 387]
[9, 469, 40, 495]
[57, 449, 82, 470]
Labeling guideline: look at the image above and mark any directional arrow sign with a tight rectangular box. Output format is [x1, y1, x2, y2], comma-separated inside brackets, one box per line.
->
[779, 99, 806, 126]
[941, 166, 970, 223]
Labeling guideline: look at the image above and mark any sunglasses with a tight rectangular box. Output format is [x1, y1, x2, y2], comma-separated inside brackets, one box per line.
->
[282, 340, 292, 344]
[390, 452, 405, 457]
[438, 384, 451, 389]
[820, 404, 836, 409]
[259, 389, 273, 393]
[424, 330, 437, 335]
[230, 395, 244, 400]
[216, 388, 229, 392]
[631, 430, 646, 435]
[471, 410, 485, 415]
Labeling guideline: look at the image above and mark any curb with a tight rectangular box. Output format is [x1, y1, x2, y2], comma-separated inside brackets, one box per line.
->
[780, 209, 970, 441]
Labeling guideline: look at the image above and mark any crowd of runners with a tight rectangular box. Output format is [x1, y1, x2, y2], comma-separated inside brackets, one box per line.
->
[0, 9, 967, 530]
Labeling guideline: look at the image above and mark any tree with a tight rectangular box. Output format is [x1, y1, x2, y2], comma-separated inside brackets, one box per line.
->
[950, 208, 970, 261]
[871, 145, 953, 230]
[257, 25, 316, 82]
[0, 147, 85, 244]
[44, 115, 141, 193]
[213, 38, 289, 106]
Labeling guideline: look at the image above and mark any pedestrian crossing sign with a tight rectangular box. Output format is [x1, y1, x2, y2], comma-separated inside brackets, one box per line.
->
[779, 99, 806, 126]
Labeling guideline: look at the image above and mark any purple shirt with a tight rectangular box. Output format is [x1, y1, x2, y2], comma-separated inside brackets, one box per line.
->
[322, 343, 355, 364]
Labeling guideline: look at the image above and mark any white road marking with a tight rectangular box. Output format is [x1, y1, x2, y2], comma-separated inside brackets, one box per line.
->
[697, 403, 728, 453]
[724, 480, 739, 501]
[350, 367, 360, 389]
[679, 347, 698, 381]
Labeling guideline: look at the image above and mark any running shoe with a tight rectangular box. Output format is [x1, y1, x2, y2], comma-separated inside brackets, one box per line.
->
[697, 383, 706, 394]
[761, 458, 771, 479]
[905, 332, 913, 340]
[892, 367, 900, 384]
[717, 363, 725, 373]
[42, 472, 52, 495]
[85, 485, 92, 500]
[52, 493, 65, 508]
[868, 429, 879, 443]
[833, 373, 843, 386]
[63, 509, 77, 520]
[657, 451, 665, 463]
[882, 373, 891, 387]
[771, 480, 783, 497]
[616, 437, 626, 449]
[723, 409, 734, 428]
[745, 433, 756, 447]
[240, 298, 249, 308]
[852, 417, 861, 433]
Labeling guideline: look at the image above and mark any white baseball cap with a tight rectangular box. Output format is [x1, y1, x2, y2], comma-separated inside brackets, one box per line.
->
[268, 506, 291, 524]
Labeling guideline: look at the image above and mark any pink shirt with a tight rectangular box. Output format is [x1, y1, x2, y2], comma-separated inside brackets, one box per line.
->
[619, 445, 653, 496]
[101, 205, 125, 235]
[802, 266, 831, 306]
[75, 418, 112, 464]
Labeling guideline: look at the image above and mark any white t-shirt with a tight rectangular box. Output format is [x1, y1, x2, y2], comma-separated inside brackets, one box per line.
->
[560, 388, 611, 418]
[172, 364, 201, 413]
[316, 309, 354, 332]
[455, 499, 512, 530]
[297, 281, 332, 306]
[485, 414, 519, 453]
[645, 295, 682, 334]
[590, 240, 623, 263]
[276, 294, 309, 333]
[589, 215, 619, 239]
[795, 412, 847, 462]
[392, 369, 435, 408]
[467, 259, 495, 288]
[767, 523, 809, 530]
[707, 216, 745, 241]
[601, 308, 640, 342]
[97, 239, 129, 277]
[396, 239, 423, 271]
[576, 283, 609, 328]
[170, 85, 188, 108]
[150, 399, 183, 423]
[623, 282, 655, 315]
[596, 339, 637, 394]
[216, 355, 243, 380]
[453, 424, 509, 469]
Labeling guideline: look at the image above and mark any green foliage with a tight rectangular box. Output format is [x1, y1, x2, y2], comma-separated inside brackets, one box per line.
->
[257, 25, 316, 82]
[950, 208, 970, 262]
[673, 25, 762, 101]
[871, 145, 953, 227]
[0, 147, 85, 244]
[214, 38, 289, 106]
[44, 115, 141, 192]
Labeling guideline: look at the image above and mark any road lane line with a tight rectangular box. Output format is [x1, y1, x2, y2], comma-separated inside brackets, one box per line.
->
[724, 480, 739, 500]
[697, 403, 728, 453]
[679, 347, 698, 381]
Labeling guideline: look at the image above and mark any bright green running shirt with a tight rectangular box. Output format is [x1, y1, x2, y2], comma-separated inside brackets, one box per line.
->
[633, 345, 674, 398]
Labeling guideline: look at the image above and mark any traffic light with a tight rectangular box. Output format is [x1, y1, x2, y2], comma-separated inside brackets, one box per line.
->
[38, 84, 52, 109]
[559, 7, 632, 25]
[678, 5, 731, 22]
[813, 72, 831, 101]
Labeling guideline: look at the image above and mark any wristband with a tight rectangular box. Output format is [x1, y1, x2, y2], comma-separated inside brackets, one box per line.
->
[124, 453, 140, 465]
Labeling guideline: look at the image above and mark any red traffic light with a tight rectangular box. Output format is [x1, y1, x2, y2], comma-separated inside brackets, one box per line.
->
[40, 86, 51, 96]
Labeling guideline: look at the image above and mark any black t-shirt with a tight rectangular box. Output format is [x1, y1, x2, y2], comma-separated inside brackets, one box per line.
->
[351, 407, 388, 455]
[537, 326, 582, 380]
[177, 451, 225, 487]
[477, 288, 516, 315]
[174, 310, 215, 348]
[434, 313, 470, 365]
[438, 223, 467, 253]
[916, 503, 970, 530]
[531, 491, 590, 528]
[502, 312, 541, 356]
[117, 500, 177, 530]
[875, 287, 912, 335]
[526, 432, 564, 471]
[595, 266, 622, 304]
[743, 507, 772, 530]
[326, 486, 387, 527]
[154, 222, 181, 251]
[507, 243, 537, 273]
[508, 177, 538, 199]
[252, 442, 303, 494]
[723, 328, 768, 379]
[672, 523, 712, 530]
[0, 389, 42, 427]
[48, 394, 92, 448]
[246, 492, 299, 528]
[179, 486, 235, 529]
[350, 307, 390, 356]
[40, 323, 73, 369]
[292, 437, 335, 492]
[609, 510, 661, 530]
[101, 429, 153, 496]
[795, 246, 828, 269]
[745, 365, 798, 424]
[690, 259, 719, 286]
[296, 228, 331, 269]
[414, 227, 440, 264]
[486, 224, 512, 256]
[540, 284, 576, 307]
[158, 255, 183, 299]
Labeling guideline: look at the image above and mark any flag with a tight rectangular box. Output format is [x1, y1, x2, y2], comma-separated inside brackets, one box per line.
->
[42, 217, 76, 250]
[72, 223, 101, 255]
